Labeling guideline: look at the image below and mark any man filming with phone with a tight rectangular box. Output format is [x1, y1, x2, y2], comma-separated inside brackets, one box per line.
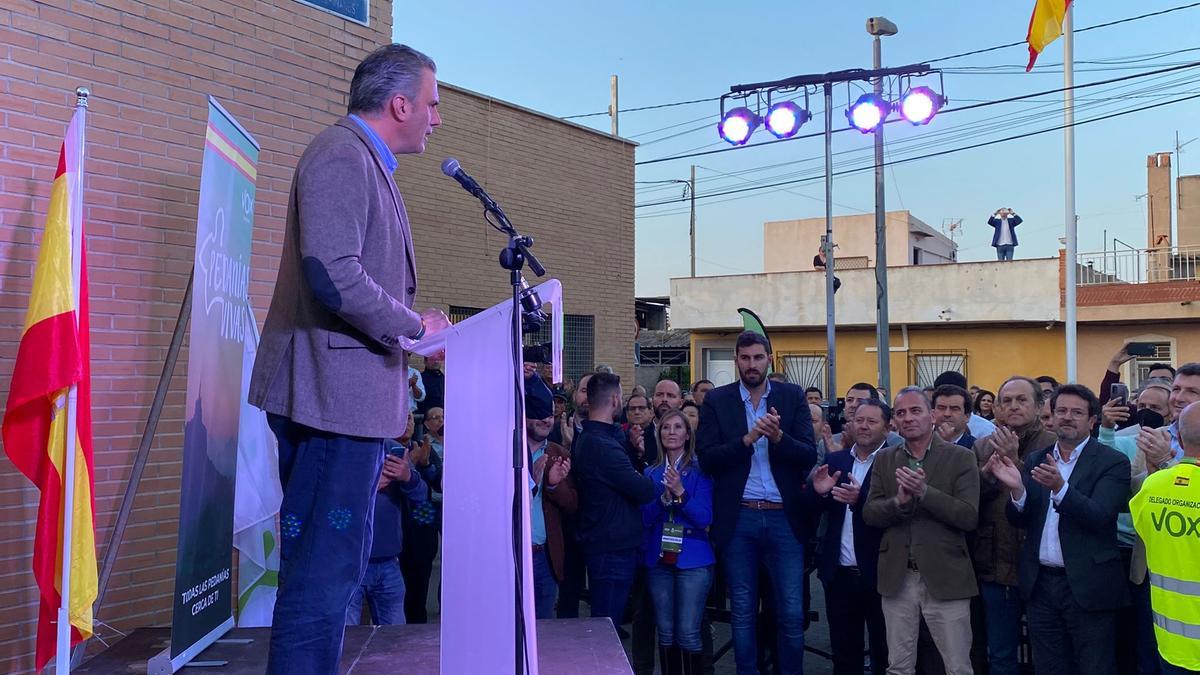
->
[346, 411, 429, 626]
[988, 207, 1022, 261]
[1096, 363, 1200, 674]
[1098, 342, 1176, 407]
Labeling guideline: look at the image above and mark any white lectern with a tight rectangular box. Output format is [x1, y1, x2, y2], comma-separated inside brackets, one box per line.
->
[405, 279, 563, 675]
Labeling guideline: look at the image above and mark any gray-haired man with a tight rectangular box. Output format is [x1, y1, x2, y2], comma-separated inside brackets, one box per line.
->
[249, 44, 450, 675]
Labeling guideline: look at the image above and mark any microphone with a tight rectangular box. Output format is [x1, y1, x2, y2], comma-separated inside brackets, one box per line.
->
[442, 156, 545, 279]
[441, 157, 496, 210]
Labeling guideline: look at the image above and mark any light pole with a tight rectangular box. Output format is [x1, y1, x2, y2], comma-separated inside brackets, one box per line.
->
[867, 16, 897, 394]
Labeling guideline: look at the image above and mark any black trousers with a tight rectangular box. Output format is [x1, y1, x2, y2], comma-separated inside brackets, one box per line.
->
[1027, 566, 1117, 675]
[400, 522, 439, 623]
[629, 565, 657, 675]
[557, 521, 587, 619]
[824, 566, 888, 675]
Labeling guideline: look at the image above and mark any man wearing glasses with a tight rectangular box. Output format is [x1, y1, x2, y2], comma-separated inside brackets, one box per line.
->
[987, 383, 1131, 675]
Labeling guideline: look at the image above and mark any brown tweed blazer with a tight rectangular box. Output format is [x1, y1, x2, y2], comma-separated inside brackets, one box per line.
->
[249, 118, 423, 439]
[863, 435, 981, 601]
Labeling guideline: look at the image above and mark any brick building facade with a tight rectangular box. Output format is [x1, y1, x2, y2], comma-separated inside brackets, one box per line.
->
[0, 1, 634, 671]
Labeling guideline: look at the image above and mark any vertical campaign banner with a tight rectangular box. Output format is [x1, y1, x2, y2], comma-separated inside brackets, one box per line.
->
[152, 98, 259, 673]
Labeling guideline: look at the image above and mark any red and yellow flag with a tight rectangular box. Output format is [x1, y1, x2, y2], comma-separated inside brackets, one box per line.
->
[1026, 0, 1073, 71]
[2, 107, 97, 671]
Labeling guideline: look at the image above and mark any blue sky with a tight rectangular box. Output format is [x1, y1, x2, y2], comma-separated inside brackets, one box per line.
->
[393, 2, 1200, 296]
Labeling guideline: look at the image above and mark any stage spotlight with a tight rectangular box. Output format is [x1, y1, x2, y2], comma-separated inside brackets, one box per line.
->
[764, 101, 810, 139]
[846, 93, 888, 133]
[718, 107, 759, 146]
[899, 86, 944, 125]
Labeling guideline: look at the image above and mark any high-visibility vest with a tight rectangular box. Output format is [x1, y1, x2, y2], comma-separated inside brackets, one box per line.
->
[1130, 457, 1200, 671]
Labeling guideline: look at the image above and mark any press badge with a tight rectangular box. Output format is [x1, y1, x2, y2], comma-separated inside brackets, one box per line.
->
[660, 517, 684, 564]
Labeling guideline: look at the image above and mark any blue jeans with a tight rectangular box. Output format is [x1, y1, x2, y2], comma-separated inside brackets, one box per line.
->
[996, 244, 1015, 261]
[981, 581, 1022, 675]
[265, 414, 385, 675]
[585, 548, 638, 629]
[722, 508, 807, 675]
[346, 558, 406, 625]
[532, 547, 559, 620]
[648, 564, 713, 651]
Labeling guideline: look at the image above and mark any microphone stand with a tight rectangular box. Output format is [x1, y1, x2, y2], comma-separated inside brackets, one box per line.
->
[476, 190, 545, 675]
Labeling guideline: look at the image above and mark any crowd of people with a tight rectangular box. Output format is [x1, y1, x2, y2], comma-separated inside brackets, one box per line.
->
[350, 334, 1200, 675]
[244, 43, 1197, 675]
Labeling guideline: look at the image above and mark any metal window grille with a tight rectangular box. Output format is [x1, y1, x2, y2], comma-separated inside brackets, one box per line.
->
[448, 305, 482, 324]
[908, 351, 968, 389]
[1132, 342, 1173, 388]
[779, 353, 826, 390]
[450, 306, 595, 384]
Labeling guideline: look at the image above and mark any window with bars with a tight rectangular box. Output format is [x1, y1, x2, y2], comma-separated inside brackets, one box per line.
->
[779, 353, 826, 390]
[908, 351, 967, 389]
[446, 305, 595, 384]
[1130, 342, 1173, 388]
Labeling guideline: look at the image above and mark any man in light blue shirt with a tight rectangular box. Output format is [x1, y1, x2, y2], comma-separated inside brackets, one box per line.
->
[696, 331, 818, 675]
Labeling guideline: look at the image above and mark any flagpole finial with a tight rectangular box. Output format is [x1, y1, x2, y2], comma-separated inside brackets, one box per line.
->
[75, 87, 90, 108]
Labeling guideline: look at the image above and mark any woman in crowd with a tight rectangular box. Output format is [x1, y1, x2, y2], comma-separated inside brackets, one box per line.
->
[680, 400, 700, 431]
[400, 409, 443, 623]
[975, 389, 996, 420]
[641, 409, 714, 675]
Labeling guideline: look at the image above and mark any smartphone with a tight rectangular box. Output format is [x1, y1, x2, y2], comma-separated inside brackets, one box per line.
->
[1125, 342, 1157, 357]
[386, 443, 407, 458]
[1110, 383, 1129, 405]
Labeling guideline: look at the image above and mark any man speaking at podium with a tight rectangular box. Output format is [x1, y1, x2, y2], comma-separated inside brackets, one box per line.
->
[248, 44, 450, 675]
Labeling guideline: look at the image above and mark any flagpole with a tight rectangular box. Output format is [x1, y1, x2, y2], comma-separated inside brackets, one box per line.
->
[1063, 7, 1077, 383]
[56, 86, 89, 675]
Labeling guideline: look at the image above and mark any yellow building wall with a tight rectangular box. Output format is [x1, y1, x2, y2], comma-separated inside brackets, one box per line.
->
[1077, 324, 1200, 387]
[691, 325, 1068, 395]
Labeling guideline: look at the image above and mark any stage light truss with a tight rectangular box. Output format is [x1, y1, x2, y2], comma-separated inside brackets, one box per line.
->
[717, 69, 946, 144]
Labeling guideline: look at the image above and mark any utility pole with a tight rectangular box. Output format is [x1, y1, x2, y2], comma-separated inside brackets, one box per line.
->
[1177, 130, 1198, 243]
[724, 58, 935, 404]
[823, 82, 837, 405]
[689, 164, 697, 277]
[868, 17, 897, 393]
[1063, 6, 1078, 382]
[609, 75, 619, 136]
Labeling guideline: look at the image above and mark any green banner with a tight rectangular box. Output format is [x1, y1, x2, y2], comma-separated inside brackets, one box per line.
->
[164, 98, 259, 670]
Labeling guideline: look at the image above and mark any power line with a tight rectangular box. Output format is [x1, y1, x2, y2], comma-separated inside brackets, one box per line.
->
[561, 96, 721, 120]
[635, 91, 1200, 208]
[563, 2, 1200, 121]
[636, 67, 1200, 201]
[927, 2, 1200, 64]
[634, 60, 1200, 166]
[631, 50, 1200, 160]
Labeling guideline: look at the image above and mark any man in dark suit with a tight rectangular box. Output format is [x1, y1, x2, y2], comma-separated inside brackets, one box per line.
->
[988, 207, 1022, 261]
[933, 384, 976, 449]
[863, 387, 980, 675]
[696, 331, 817, 675]
[989, 383, 1132, 675]
[248, 45, 450, 675]
[808, 399, 892, 675]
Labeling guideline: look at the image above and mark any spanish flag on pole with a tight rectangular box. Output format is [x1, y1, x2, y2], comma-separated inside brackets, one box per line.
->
[2, 101, 97, 671]
[1026, 0, 1073, 71]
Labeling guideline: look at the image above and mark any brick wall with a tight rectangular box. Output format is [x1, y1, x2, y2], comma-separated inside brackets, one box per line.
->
[0, 1, 634, 671]
[398, 83, 636, 385]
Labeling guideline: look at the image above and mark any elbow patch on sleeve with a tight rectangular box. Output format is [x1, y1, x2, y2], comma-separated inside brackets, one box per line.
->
[302, 256, 341, 312]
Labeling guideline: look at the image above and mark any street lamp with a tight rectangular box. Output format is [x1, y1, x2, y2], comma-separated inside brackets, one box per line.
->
[867, 15, 895, 394]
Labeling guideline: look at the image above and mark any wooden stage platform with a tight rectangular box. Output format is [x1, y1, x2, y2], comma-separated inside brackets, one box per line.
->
[77, 619, 633, 674]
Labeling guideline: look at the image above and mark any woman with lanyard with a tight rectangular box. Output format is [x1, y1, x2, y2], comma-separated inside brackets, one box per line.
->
[641, 409, 714, 675]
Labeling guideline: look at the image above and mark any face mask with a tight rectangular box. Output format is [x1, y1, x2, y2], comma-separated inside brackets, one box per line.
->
[1134, 408, 1166, 430]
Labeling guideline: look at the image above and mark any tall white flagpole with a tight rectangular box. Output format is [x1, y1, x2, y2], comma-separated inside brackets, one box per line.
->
[1063, 7, 1078, 383]
[56, 86, 89, 675]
